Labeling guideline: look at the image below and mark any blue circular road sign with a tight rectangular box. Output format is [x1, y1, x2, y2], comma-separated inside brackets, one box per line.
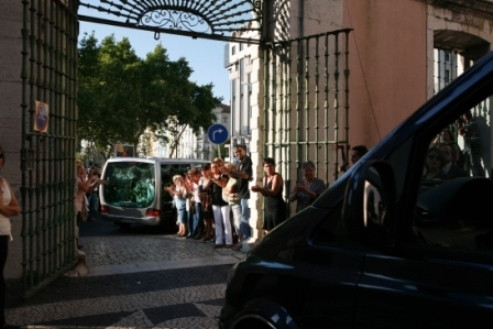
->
[207, 123, 229, 145]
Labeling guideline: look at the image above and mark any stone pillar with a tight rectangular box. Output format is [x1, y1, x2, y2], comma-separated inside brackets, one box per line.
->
[0, 1, 24, 279]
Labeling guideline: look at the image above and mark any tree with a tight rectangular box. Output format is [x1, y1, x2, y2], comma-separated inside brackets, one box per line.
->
[77, 33, 103, 146]
[165, 83, 220, 157]
[78, 33, 143, 150]
[77, 33, 221, 155]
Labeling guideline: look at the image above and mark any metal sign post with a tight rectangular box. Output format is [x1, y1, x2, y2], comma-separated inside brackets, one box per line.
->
[207, 123, 229, 159]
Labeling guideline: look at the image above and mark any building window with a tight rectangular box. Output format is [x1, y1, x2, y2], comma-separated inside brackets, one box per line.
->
[434, 48, 461, 94]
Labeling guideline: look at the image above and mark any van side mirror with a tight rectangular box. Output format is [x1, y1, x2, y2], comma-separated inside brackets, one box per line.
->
[342, 161, 396, 247]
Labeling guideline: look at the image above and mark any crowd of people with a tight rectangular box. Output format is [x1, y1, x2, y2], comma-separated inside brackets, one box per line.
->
[163, 144, 371, 247]
[73, 117, 490, 252]
[164, 145, 254, 250]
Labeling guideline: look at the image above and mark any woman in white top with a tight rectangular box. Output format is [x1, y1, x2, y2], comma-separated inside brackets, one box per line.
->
[164, 175, 188, 237]
[0, 147, 21, 329]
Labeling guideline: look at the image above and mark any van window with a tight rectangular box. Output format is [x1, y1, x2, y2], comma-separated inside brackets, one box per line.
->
[103, 162, 155, 208]
[161, 163, 193, 202]
[414, 99, 493, 255]
[161, 164, 192, 185]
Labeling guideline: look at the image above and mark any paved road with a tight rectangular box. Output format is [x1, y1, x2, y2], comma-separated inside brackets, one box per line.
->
[5, 220, 247, 328]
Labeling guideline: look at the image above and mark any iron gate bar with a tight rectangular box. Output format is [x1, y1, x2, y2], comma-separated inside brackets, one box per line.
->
[323, 33, 332, 176]
[78, 0, 263, 44]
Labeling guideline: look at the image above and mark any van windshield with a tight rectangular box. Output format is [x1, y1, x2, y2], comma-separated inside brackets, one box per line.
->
[103, 162, 155, 208]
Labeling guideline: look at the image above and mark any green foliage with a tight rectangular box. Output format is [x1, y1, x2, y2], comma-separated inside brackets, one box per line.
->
[77, 32, 221, 153]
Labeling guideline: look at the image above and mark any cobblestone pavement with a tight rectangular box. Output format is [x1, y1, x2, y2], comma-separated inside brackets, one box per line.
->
[5, 226, 248, 329]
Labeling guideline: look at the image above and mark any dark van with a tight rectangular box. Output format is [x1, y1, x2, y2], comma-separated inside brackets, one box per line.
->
[99, 157, 207, 230]
[220, 52, 493, 328]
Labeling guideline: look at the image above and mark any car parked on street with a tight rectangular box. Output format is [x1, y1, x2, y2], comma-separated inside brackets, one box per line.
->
[220, 51, 493, 329]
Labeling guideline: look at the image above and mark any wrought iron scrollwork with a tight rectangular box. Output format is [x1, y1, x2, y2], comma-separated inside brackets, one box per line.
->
[79, 0, 263, 43]
[141, 10, 209, 33]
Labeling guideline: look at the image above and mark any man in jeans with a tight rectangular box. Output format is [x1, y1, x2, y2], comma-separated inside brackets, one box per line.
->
[226, 145, 253, 249]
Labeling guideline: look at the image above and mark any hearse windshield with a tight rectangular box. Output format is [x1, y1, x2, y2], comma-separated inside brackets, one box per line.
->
[103, 162, 155, 208]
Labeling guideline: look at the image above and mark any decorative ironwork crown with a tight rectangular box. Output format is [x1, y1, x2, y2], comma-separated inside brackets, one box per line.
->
[79, 0, 263, 43]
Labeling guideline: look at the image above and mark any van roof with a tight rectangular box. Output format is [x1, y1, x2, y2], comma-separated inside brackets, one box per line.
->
[104, 157, 210, 165]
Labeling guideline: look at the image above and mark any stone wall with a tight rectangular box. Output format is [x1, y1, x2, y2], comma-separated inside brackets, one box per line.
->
[0, 1, 24, 279]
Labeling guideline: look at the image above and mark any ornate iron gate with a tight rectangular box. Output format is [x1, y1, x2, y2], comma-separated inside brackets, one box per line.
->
[262, 24, 351, 209]
[20, 0, 79, 298]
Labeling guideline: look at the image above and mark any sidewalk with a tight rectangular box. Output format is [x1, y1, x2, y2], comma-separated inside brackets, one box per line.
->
[5, 229, 248, 329]
[76, 233, 247, 277]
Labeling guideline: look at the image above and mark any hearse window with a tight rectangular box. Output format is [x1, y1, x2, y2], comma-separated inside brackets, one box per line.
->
[161, 163, 192, 202]
[414, 101, 493, 254]
[103, 162, 155, 208]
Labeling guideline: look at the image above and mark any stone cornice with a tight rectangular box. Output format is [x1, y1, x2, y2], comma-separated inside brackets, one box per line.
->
[417, 0, 493, 20]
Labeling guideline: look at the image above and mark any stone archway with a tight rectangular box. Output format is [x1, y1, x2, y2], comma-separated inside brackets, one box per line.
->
[16, 0, 352, 297]
[17, 0, 270, 299]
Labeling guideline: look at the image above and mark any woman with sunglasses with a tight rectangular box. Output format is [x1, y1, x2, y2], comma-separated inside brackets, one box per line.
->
[0, 147, 21, 329]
